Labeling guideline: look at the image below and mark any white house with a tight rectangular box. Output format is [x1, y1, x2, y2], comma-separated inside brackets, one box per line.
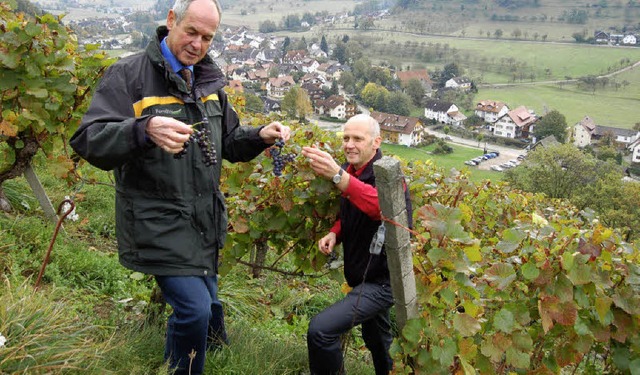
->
[494, 106, 537, 139]
[424, 100, 466, 126]
[316, 95, 348, 120]
[266, 76, 295, 98]
[622, 34, 637, 45]
[630, 140, 640, 163]
[475, 100, 509, 124]
[574, 116, 640, 148]
[445, 76, 471, 90]
[371, 111, 424, 146]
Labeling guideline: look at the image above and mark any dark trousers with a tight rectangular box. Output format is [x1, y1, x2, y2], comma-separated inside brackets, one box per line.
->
[155, 275, 228, 375]
[307, 282, 394, 375]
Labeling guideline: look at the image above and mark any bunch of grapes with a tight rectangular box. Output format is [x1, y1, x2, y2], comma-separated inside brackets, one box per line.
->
[270, 139, 295, 177]
[173, 118, 217, 167]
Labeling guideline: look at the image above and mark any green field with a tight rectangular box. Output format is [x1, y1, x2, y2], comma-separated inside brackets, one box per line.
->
[221, 0, 358, 30]
[381, 143, 501, 183]
[476, 81, 640, 129]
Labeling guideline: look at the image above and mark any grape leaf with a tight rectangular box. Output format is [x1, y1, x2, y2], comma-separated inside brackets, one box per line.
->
[453, 313, 481, 337]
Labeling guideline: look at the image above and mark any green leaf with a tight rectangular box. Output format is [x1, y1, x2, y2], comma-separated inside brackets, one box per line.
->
[402, 318, 423, 345]
[595, 296, 613, 324]
[0, 49, 21, 69]
[521, 261, 539, 280]
[567, 262, 594, 286]
[494, 308, 515, 333]
[431, 337, 457, 367]
[453, 313, 481, 337]
[495, 228, 526, 254]
[506, 347, 530, 369]
[484, 263, 516, 290]
[24, 22, 42, 37]
[27, 87, 48, 98]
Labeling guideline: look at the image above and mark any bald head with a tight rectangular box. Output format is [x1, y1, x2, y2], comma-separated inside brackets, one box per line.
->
[344, 114, 380, 138]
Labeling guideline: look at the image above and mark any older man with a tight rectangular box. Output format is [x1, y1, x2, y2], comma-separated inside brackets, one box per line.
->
[70, 0, 290, 373]
[301, 114, 412, 375]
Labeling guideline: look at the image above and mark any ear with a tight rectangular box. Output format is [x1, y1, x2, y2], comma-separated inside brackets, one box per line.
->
[166, 9, 176, 30]
[373, 135, 382, 149]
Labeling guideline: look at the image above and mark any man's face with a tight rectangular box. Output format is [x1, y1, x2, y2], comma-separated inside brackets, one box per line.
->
[342, 119, 381, 170]
[166, 0, 219, 66]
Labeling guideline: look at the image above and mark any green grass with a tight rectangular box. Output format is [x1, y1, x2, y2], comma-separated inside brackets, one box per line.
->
[476, 81, 640, 129]
[381, 142, 501, 183]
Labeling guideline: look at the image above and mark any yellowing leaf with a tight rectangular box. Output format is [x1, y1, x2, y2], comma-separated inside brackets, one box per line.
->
[0, 119, 18, 137]
[464, 243, 482, 262]
[453, 313, 481, 337]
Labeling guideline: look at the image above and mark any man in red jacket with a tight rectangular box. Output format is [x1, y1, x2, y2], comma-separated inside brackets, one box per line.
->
[301, 114, 412, 375]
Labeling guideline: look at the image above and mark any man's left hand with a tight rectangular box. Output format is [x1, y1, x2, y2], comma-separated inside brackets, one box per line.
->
[259, 122, 291, 144]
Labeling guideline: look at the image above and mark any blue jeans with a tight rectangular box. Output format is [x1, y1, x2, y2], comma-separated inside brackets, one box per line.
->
[307, 282, 394, 375]
[155, 275, 228, 375]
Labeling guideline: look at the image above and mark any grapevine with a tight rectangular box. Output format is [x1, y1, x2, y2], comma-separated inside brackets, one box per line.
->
[173, 117, 217, 166]
[269, 139, 296, 176]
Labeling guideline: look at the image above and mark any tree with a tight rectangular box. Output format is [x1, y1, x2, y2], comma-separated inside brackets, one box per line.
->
[244, 93, 264, 114]
[259, 20, 278, 33]
[534, 109, 567, 143]
[320, 35, 329, 54]
[360, 82, 389, 110]
[0, 3, 112, 211]
[504, 143, 600, 199]
[332, 41, 347, 64]
[281, 86, 312, 122]
[282, 36, 291, 54]
[338, 71, 356, 94]
[405, 78, 425, 106]
[386, 92, 412, 116]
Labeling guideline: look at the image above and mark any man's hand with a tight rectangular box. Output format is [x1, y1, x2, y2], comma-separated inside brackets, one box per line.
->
[146, 116, 193, 154]
[318, 232, 337, 255]
[301, 146, 342, 180]
[259, 121, 291, 144]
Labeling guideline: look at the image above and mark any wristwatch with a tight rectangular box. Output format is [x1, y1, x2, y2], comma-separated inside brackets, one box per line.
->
[332, 168, 344, 184]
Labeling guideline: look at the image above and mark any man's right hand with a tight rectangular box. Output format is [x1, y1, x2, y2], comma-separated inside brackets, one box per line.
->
[318, 232, 337, 255]
[146, 116, 193, 154]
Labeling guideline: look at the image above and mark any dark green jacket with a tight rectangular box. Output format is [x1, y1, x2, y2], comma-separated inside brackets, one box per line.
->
[70, 27, 269, 276]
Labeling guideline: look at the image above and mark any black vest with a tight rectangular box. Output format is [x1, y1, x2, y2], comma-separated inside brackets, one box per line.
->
[340, 150, 413, 287]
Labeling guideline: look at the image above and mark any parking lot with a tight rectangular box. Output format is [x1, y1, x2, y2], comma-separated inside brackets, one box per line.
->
[466, 149, 526, 172]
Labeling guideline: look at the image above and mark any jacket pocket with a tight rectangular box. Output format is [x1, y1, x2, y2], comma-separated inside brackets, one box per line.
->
[131, 198, 196, 265]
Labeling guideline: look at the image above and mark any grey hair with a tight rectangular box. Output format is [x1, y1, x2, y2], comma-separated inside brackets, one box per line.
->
[346, 114, 380, 138]
[172, 0, 222, 25]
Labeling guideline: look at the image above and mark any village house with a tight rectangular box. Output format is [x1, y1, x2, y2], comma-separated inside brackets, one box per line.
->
[424, 100, 466, 126]
[301, 82, 326, 102]
[371, 111, 424, 146]
[475, 100, 509, 126]
[494, 106, 537, 139]
[315, 95, 356, 120]
[629, 139, 640, 164]
[445, 76, 472, 91]
[227, 80, 244, 93]
[573, 116, 640, 148]
[317, 61, 347, 81]
[395, 69, 433, 97]
[266, 76, 295, 98]
[283, 49, 307, 64]
[263, 97, 282, 114]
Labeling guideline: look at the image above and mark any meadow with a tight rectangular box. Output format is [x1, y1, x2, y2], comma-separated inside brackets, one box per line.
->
[381, 142, 501, 182]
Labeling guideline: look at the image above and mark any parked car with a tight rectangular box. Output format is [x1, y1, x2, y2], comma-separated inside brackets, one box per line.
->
[491, 165, 504, 172]
[464, 160, 477, 166]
